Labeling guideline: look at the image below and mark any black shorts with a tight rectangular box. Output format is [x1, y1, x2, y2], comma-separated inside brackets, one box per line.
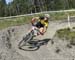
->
[35, 22, 44, 28]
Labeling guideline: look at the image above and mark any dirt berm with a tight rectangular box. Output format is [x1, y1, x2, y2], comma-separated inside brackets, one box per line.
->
[0, 21, 75, 60]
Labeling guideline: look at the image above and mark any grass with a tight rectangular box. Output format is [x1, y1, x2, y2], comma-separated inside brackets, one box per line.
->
[0, 11, 75, 30]
[0, 16, 33, 29]
[50, 11, 75, 20]
[56, 27, 75, 41]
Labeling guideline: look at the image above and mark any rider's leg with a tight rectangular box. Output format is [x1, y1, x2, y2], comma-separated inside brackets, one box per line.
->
[39, 27, 44, 35]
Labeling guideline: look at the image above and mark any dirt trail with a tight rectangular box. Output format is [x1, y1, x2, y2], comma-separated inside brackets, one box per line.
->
[0, 21, 75, 60]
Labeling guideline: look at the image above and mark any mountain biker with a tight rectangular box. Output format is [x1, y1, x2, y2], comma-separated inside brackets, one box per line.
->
[31, 14, 50, 36]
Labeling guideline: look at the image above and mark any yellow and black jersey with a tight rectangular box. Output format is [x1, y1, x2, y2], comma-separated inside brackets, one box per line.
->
[35, 19, 48, 28]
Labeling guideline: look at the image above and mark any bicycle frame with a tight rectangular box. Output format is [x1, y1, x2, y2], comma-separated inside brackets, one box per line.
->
[31, 26, 40, 36]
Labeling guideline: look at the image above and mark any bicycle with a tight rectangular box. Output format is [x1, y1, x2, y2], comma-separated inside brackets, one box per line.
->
[18, 26, 40, 51]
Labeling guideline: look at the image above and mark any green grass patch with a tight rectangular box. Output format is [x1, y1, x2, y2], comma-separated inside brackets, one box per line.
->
[0, 16, 33, 29]
[56, 27, 75, 41]
[56, 28, 75, 40]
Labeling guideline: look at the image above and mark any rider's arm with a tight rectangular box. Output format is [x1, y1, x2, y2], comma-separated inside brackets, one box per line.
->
[44, 23, 48, 33]
[44, 26, 48, 33]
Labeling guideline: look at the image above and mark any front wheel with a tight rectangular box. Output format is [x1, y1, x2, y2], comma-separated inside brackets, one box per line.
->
[18, 30, 39, 51]
[18, 31, 34, 49]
